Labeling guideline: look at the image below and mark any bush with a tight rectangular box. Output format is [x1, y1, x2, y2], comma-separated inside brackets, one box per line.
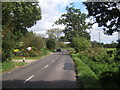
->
[71, 54, 102, 88]
[71, 37, 91, 52]
[75, 48, 120, 88]
[46, 39, 55, 49]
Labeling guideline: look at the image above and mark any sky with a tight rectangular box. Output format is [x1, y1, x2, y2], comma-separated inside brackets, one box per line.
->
[28, 0, 118, 44]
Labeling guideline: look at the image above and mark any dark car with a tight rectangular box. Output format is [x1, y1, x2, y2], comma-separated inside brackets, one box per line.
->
[56, 48, 61, 52]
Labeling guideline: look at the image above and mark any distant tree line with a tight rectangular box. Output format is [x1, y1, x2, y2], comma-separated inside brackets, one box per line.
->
[91, 41, 118, 48]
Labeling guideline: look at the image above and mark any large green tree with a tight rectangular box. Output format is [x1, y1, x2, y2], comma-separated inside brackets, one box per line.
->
[83, 2, 120, 35]
[2, 2, 41, 37]
[2, 2, 42, 62]
[83, 1, 120, 60]
[55, 3, 91, 41]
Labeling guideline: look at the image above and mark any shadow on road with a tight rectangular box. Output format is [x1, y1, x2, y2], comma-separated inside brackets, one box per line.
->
[2, 79, 82, 89]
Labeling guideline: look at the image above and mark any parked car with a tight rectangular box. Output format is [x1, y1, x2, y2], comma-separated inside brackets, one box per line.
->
[56, 48, 61, 52]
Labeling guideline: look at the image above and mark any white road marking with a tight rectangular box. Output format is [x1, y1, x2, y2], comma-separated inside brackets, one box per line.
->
[44, 65, 48, 68]
[52, 60, 54, 62]
[23, 75, 34, 83]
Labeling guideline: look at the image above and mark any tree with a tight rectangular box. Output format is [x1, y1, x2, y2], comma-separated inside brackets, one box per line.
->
[83, 2, 120, 35]
[46, 39, 55, 50]
[2, 32, 16, 62]
[20, 32, 45, 50]
[47, 28, 63, 48]
[47, 28, 62, 41]
[71, 36, 91, 52]
[83, 1, 120, 61]
[2, 2, 42, 62]
[55, 3, 91, 41]
[2, 2, 42, 37]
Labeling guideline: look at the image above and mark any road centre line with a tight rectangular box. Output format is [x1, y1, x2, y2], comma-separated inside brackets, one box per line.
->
[23, 75, 34, 83]
[44, 65, 48, 68]
[52, 60, 54, 62]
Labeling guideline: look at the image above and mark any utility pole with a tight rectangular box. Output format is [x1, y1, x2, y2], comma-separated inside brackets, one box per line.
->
[99, 31, 101, 43]
[118, 31, 120, 40]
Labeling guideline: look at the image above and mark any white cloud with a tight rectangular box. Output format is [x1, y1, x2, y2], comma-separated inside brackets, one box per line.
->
[28, 1, 68, 35]
[28, 1, 118, 44]
[90, 23, 118, 44]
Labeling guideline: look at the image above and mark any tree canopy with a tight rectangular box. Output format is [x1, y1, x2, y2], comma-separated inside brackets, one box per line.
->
[2, 2, 42, 37]
[2, 2, 42, 62]
[20, 32, 45, 50]
[55, 3, 91, 41]
[47, 28, 62, 41]
[83, 2, 120, 35]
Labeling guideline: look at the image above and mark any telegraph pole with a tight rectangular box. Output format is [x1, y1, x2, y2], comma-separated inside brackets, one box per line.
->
[99, 31, 101, 43]
[118, 31, 120, 40]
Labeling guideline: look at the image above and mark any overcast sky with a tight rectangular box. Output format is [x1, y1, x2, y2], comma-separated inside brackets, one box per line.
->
[28, 0, 118, 44]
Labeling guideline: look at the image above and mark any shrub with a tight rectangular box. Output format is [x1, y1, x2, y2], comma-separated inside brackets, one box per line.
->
[71, 37, 91, 52]
[75, 47, 120, 88]
[71, 54, 102, 88]
[46, 39, 55, 49]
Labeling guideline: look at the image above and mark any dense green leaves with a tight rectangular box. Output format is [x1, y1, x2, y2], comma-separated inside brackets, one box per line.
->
[83, 2, 120, 35]
[83, 1, 120, 66]
[20, 32, 45, 50]
[2, 2, 41, 30]
[71, 36, 91, 52]
[55, 3, 91, 41]
[71, 53, 102, 88]
[46, 39, 56, 50]
[2, 2, 42, 62]
[76, 48, 120, 88]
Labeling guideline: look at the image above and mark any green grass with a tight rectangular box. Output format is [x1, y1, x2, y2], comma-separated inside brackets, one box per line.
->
[105, 48, 116, 51]
[1, 61, 27, 73]
[1, 49, 52, 73]
[11, 56, 42, 59]
[71, 54, 102, 89]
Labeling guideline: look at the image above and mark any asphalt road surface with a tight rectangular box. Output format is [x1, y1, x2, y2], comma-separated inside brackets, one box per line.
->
[2, 49, 80, 88]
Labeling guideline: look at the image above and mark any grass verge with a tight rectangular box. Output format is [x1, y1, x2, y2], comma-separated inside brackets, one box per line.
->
[2, 49, 52, 73]
[71, 53, 102, 89]
[1, 61, 27, 73]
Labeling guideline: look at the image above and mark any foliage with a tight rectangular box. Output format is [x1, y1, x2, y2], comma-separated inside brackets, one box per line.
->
[75, 48, 120, 88]
[2, 2, 41, 35]
[115, 39, 120, 61]
[46, 39, 56, 49]
[1, 61, 27, 73]
[47, 28, 63, 41]
[56, 42, 67, 48]
[55, 3, 91, 41]
[2, 32, 16, 62]
[91, 41, 118, 49]
[71, 36, 91, 52]
[20, 31, 45, 50]
[71, 54, 102, 88]
[2, 2, 42, 62]
[83, 2, 120, 35]
[83, 2, 120, 68]
[104, 42, 117, 48]
[59, 36, 69, 42]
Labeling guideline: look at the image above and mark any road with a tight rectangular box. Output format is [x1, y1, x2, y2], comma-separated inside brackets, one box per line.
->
[2, 50, 80, 88]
